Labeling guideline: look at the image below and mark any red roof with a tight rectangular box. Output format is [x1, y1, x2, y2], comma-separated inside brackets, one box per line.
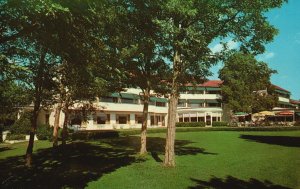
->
[199, 80, 223, 87]
[272, 84, 290, 93]
[290, 99, 300, 104]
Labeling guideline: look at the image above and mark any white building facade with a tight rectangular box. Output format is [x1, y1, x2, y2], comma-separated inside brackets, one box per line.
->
[37, 80, 299, 129]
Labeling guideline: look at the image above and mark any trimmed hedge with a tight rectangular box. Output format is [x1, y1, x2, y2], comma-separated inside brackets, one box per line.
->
[71, 126, 300, 140]
[294, 122, 300, 126]
[36, 124, 52, 140]
[212, 121, 228, 127]
[176, 122, 205, 127]
[6, 133, 26, 140]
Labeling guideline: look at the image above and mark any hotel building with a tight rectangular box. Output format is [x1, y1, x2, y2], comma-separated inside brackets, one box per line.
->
[35, 80, 299, 129]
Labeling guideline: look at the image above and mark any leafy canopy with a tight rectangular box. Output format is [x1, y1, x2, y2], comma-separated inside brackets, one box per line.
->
[219, 52, 277, 113]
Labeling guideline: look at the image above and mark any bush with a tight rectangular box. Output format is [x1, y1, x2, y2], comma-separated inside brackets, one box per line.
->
[294, 122, 300, 126]
[212, 121, 228, 127]
[36, 124, 53, 140]
[6, 133, 26, 140]
[10, 111, 32, 135]
[176, 122, 206, 127]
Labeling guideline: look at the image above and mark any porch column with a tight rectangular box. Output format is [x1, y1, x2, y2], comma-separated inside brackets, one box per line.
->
[110, 113, 116, 124]
[130, 113, 135, 125]
[147, 114, 151, 126]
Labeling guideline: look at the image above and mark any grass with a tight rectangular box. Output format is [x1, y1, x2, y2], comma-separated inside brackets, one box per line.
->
[1, 131, 300, 189]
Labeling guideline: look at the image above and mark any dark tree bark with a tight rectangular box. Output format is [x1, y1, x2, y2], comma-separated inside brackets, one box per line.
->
[52, 103, 62, 147]
[164, 51, 180, 167]
[140, 89, 150, 155]
[25, 50, 46, 167]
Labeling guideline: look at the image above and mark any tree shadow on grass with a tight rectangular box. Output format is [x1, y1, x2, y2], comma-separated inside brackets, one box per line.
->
[100, 136, 217, 157]
[189, 176, 291, 189]
[240, 135, 300, 147]
[0, 147, 12, 152]
[0, 142, 136, 189]
[0, 136, 215, 188]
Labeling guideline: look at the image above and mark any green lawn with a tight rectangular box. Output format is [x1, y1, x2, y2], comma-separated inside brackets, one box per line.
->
[1, 131, 300, 189]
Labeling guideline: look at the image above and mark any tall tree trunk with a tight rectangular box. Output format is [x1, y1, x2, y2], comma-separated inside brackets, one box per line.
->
[61, 107, 69, 146]
[164, 50, 180, 167]
[25, 104, 39, 167]
[25, 50, 46, 167]
[140, 89, 150, 155]
[52, 103, 62, 147]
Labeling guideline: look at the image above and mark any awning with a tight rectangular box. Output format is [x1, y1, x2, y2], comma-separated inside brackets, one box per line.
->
[295, 112, 300, 116]
[150, 97, 168, 103]
[206, 87, 221, 91]
[110, 93, 121, 98]
[258, 111, 275, 116]
[120, 93, 139, 99]
[188, 99, 205, 103]
[234, 112, 248, 116]
[110, 93, 139, 99]
[276, 111, 293, 116]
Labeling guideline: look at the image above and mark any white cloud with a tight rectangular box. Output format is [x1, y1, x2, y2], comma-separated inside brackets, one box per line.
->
[264, 52, 275, 59]
[211, 43, 223, 53]
[258, 52, 275, 61]
[227, 40, 239, 49]
[210, 40, 238, 53]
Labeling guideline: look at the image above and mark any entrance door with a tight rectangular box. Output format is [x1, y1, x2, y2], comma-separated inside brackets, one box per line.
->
[206, 115, 211, 126]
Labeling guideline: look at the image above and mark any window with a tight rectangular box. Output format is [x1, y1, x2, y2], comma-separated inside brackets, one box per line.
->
[184, 117, 190, 122]
[207, 103, 221, 107]
[191, 117, 197, 122]
[117, 114, 129, 124]
[156, 102, 166, 107]
[206, 90, 221, 94]
[187, 90, 204, 94]
[189, 103, 204, 108]
[135, 114, 143, 124]
[121, 98, 134, 104]
[198, 117, 205, 122]
[96, 113, 110, 124]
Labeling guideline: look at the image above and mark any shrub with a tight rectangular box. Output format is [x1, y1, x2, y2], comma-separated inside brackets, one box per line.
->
[6, 133, 26, 140]
[10, 111, 32, 135]
[176, 122, 205, 127]
[294, 122, 300, 126]
[36, 124, 52, 140]
[212, 121, 228, 127]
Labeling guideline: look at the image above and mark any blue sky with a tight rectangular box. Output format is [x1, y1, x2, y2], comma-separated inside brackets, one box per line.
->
[209, 0, 300, 100]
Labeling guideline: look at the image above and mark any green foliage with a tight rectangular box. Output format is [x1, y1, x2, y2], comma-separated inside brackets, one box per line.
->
[36, 124, 52, 141]
[10, 111, 32, 135]
[6, 133, 26, 141]
[219, 52, 277, 113]
[212, 122, 228, 127]
[176, 122, 205, 127]
[293, 122, 300, 126]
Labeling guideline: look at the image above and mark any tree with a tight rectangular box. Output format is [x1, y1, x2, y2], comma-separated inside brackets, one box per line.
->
[154, 0, 287, 167]
[107, 0, 170, 155]
[219, 52, 277, 113]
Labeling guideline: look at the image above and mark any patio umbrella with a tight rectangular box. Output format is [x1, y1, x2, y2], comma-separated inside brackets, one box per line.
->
[258, 111, 275, 116]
